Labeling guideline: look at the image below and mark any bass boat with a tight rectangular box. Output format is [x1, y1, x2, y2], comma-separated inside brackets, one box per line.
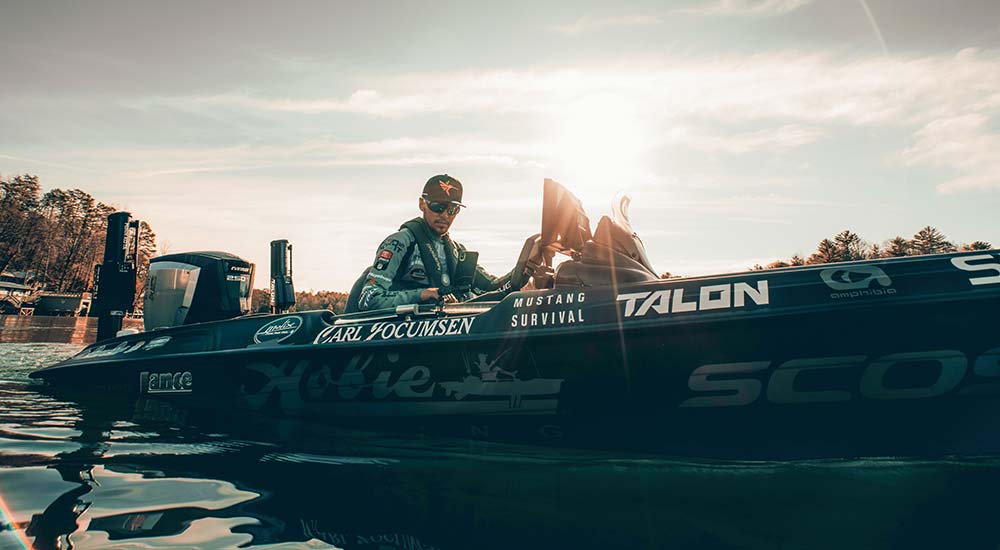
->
[29, 180, 1000, 459]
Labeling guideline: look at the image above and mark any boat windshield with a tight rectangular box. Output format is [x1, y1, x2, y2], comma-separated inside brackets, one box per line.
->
[611, 193, 635, 236]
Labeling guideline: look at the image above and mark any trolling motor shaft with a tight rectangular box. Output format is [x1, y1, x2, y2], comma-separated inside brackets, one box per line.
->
[270, 239, 295, 314]
[92, 212, 140, 342]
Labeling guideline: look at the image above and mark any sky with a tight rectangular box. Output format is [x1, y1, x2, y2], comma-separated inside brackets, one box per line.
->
[2, 0, 1000, 291]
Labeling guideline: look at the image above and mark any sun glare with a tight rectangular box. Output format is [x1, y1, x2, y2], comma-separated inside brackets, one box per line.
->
[548, 93, 650, 213]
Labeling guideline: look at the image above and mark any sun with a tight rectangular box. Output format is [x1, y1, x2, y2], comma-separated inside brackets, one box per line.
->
[547, 93, 650, 213]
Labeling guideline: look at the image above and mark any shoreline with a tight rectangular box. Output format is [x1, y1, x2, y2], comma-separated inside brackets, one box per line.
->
[0, 315, 144, 345]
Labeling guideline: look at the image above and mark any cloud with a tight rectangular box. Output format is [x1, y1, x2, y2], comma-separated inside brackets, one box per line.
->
[547, 14, 662, 35]
[662, 124, 825, 154]
[899, 114, 1000, 192]
[646, 193, 852, 213]
[138, 49, 1000, 128]
[78, 48, 1000, 194]
[53, 136, 546, 179]
[545, 0, 813, 36]
[672, 0, 815, 17]
[0, 153, 99, 175]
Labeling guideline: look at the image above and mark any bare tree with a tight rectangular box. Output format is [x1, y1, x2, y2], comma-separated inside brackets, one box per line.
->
[0, 174, 157, 294]
[134, 221, 157, 308]
[0, 175, 42, 274]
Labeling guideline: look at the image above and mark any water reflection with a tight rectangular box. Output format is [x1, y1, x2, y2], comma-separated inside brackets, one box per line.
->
[4, 348, 1000, 549]
[0, 316, 142, 345]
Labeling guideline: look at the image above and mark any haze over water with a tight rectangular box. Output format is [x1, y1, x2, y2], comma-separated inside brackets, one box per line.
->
[0, 342, 998, 549]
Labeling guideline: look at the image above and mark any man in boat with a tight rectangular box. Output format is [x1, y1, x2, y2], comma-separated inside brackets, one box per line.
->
[351, 174, 520, 312]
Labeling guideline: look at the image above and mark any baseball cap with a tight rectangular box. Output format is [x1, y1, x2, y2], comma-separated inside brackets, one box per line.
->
[421, 174, 464, 205]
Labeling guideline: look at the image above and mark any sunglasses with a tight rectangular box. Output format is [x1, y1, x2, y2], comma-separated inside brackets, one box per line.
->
[426, 201, 462, 216]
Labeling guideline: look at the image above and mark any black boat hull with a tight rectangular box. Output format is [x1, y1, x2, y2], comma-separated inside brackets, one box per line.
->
[31, 250, 1000, 458]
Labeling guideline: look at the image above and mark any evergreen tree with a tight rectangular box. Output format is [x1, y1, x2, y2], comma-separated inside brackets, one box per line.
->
[883, 237, 910, 257]
[960, 241, 993, 251]
[910, 226, 955, 255]
[866, 243, 882, 259]
[789, 255, 805, 266]
[833, 230, 867, 261]
[807, 239, 838, 264]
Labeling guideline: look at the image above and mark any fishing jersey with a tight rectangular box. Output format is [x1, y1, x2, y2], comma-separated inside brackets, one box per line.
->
[358, 221, 515, 311]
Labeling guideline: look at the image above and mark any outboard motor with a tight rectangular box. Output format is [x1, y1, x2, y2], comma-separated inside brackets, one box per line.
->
[269, 239, 295, 314]
[143, 251, 254, 330]
[92, 212, 140, 341]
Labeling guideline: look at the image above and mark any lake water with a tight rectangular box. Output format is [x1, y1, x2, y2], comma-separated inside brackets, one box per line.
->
[2, 343, 1000, 549]
[0, 316, 144, 345]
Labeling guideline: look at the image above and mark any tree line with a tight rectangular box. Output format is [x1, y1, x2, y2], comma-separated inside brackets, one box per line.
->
[0, 174, 156, 302]
[751, 226, 993, 271]
[6, 172, 992, 306]
[251, 288, 349, 314]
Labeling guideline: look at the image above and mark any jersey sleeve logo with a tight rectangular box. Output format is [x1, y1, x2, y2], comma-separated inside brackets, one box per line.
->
[375, 249, 393, 270]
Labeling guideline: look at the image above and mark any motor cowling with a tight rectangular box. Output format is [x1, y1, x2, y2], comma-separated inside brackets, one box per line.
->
[143, 251, 254, 330]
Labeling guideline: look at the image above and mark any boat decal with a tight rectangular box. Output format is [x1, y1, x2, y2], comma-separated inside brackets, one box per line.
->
[240, 350, 562, 415]
[71, 335, 173, 360]
[441, 351, 564, 409]
[254, 315, 303, 344]
[513, 292, 586, 308]
[74, 340, 145, 359]
[140, 371, 193, 394]
[680, 345, 1000, 408]
[820, 266, 898, 300]
[144, 336, 171, 351]
[952, 254, 1000, 286]
[510, 292, 586, 328]
[510, 309, 584, 328]
[617, 280, 769, 318]
[313, 317, 475, 344]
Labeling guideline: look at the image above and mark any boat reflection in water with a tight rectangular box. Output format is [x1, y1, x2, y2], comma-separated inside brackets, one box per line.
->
[5, 381, 1000, 550]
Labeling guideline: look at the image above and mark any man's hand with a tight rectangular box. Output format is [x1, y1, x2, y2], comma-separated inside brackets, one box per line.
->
[420, 288, 459, 303]
[420, 288, 441, 302]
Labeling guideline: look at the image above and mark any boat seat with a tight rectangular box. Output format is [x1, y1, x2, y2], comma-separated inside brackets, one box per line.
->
[554, 241, 659, 288]
[552, 214, 659, 288]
